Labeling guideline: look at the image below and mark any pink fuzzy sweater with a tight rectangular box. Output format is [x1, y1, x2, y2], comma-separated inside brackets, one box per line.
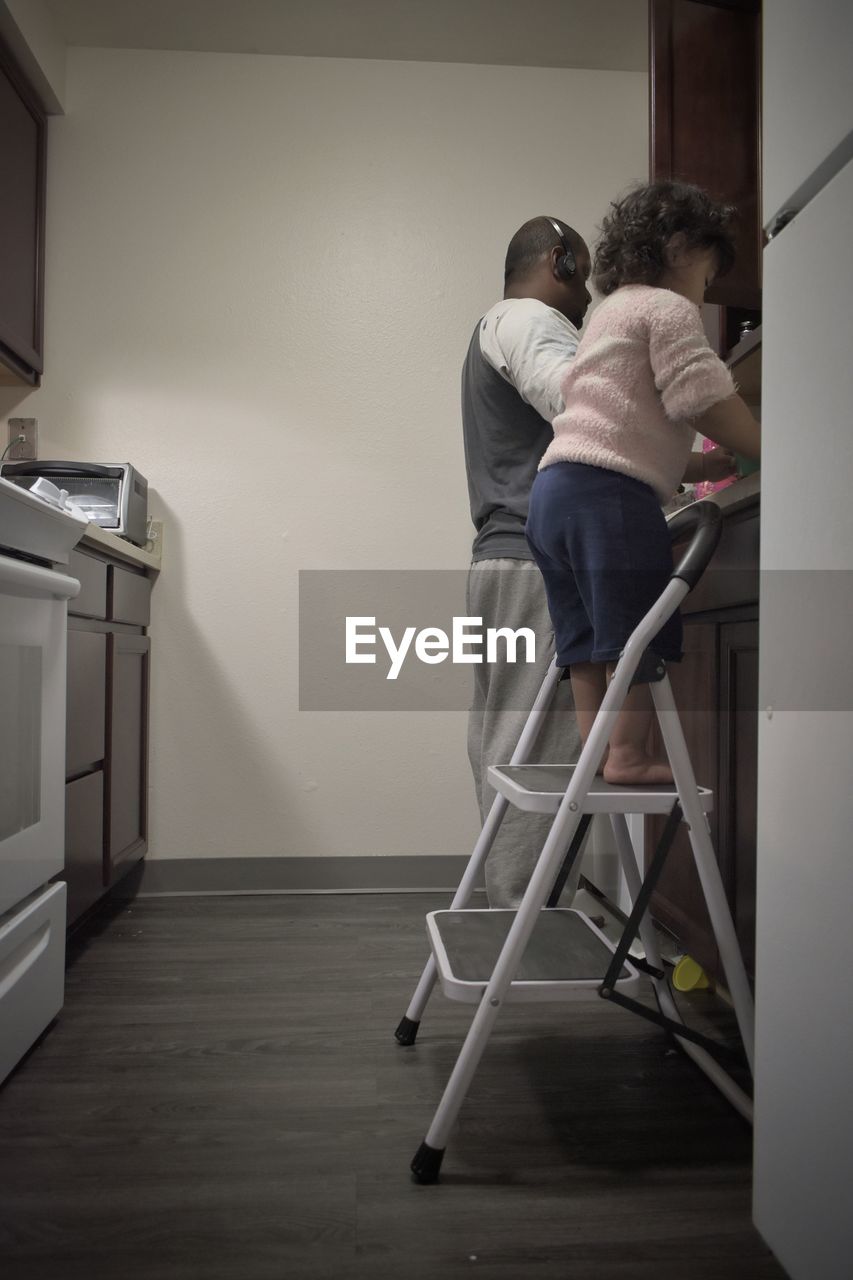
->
[540, 284, 736, 502]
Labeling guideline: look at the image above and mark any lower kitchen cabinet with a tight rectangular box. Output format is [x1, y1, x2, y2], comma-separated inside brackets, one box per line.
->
[64, 542, 154, 926]
[64, 771, 104, 924]
[66, 629, 106, 774]
[646, 492, 759, 988]
[647, 622, 721, 977]
[106, 632, 150, 876]
[718, 618, 759, 979]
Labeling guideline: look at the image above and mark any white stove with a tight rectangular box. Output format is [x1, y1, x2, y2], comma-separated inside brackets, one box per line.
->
[0, 475, 87, 1082]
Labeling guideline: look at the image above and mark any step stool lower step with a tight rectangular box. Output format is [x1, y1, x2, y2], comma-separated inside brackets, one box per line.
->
[427, 908, 642, 1004]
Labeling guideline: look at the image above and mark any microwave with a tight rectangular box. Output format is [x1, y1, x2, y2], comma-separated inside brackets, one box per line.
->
[0, 461, 148, 546]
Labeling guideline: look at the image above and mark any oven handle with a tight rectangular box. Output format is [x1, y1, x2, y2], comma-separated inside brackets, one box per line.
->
[0, 555, 81, 601]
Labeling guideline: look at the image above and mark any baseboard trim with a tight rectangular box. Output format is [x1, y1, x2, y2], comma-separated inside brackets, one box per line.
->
[124, 855, 479, 897]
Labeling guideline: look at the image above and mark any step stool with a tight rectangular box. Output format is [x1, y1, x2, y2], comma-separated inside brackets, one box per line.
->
[394, 501, 755, 1184]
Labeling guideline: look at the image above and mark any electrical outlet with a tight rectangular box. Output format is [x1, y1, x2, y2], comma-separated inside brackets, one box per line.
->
[7, 418, 38, 461]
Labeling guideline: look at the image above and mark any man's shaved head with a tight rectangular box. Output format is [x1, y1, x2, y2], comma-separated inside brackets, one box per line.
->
[504, 216, 582, 287]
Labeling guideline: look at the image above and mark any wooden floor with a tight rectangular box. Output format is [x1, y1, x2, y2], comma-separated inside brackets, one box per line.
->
[0, 894, 787, 1280]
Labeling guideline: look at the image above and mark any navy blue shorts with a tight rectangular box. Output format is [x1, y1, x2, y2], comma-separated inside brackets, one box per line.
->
[525, 462, 683, 669]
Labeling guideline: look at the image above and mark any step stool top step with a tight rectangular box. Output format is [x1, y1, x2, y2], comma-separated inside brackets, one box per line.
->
[487, 763, 714, 815]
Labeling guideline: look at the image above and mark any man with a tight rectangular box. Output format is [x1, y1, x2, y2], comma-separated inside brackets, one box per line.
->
[462, 216, 592, 908]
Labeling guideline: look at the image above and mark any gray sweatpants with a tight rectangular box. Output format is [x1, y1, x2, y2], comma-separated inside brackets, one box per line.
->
[466, 558, 583, 908]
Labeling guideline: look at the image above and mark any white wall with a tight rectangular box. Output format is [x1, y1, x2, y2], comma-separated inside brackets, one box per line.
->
[753, 8, 853, 1270]
[1, 47, 647, 859]
[753, 165, 853, 1278]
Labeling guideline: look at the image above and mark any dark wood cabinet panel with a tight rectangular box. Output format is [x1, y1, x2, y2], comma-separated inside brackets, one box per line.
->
[66, 627, 107, 776]
[106, 632, 150, 878]
[645, 492, 759, 988]
[109, 565, 151, 626]
[65, 771, 105, 925]
[68, 550, 108, 620]
[0, 35, 46, 382]
[718, 619, 759, 979]
[650, 0, 762, 309]
[647, 621, 721, 976]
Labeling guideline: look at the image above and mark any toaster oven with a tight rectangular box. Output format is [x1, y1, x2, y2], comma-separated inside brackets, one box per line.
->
[0, 461, 148, 546]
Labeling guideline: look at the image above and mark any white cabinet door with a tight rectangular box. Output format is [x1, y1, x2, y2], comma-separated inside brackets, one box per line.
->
[763, 0, 853, 228]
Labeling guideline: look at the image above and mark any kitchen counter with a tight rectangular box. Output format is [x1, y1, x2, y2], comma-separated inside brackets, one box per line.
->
[80, 519, 162, 572]
[697, 469, 760, 516]
[666, 469, 759, 525]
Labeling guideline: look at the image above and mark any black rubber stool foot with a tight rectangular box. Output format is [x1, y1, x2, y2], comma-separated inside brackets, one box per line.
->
[394, 1016, 420, 1046]
[411, 1141, 444, 1184]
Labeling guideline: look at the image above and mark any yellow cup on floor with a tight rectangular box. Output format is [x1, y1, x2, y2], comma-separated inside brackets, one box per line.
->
[672, 955, 710, 991]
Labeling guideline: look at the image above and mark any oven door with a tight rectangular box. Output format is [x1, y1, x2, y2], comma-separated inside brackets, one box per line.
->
[0, 553, 80, 917]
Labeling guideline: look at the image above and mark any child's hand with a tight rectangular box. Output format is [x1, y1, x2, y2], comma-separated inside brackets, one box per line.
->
[702, 447, 737, 481]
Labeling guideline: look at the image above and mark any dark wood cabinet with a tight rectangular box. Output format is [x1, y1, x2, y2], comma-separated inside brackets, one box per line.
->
[647, 621, 721, 976]
[64, 546, 154, 925]
[718, 617, 759, 978]
[0, 34, 46, 385]
[106, 632, 150, 878]
[65, 771, 105, 924]
[649, 0, 762, 310]
[646, 493, 759, 987]
[66, 629, 107, 775]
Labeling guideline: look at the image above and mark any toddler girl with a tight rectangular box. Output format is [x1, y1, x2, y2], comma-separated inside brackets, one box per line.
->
[526, 181, 761, 785]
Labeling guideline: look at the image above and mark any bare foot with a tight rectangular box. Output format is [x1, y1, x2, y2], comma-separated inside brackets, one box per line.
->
[603, 751, 673, 787]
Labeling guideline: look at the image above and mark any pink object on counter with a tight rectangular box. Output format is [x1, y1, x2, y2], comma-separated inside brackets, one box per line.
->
[692, 436, 737, 500]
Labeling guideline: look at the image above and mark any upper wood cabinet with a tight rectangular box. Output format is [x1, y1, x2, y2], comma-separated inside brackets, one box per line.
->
[0, 35, 46, 385]
[650, 0, 762, 310]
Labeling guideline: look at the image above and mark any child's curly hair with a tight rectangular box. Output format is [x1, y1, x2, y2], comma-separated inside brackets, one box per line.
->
[593, 181, 737, 296]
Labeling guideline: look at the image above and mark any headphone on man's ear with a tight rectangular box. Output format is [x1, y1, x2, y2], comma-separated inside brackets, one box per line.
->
[547, 217, 576, 280]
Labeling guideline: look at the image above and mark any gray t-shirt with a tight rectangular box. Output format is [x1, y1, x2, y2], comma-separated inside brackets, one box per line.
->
[462, 298, 580, 561]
